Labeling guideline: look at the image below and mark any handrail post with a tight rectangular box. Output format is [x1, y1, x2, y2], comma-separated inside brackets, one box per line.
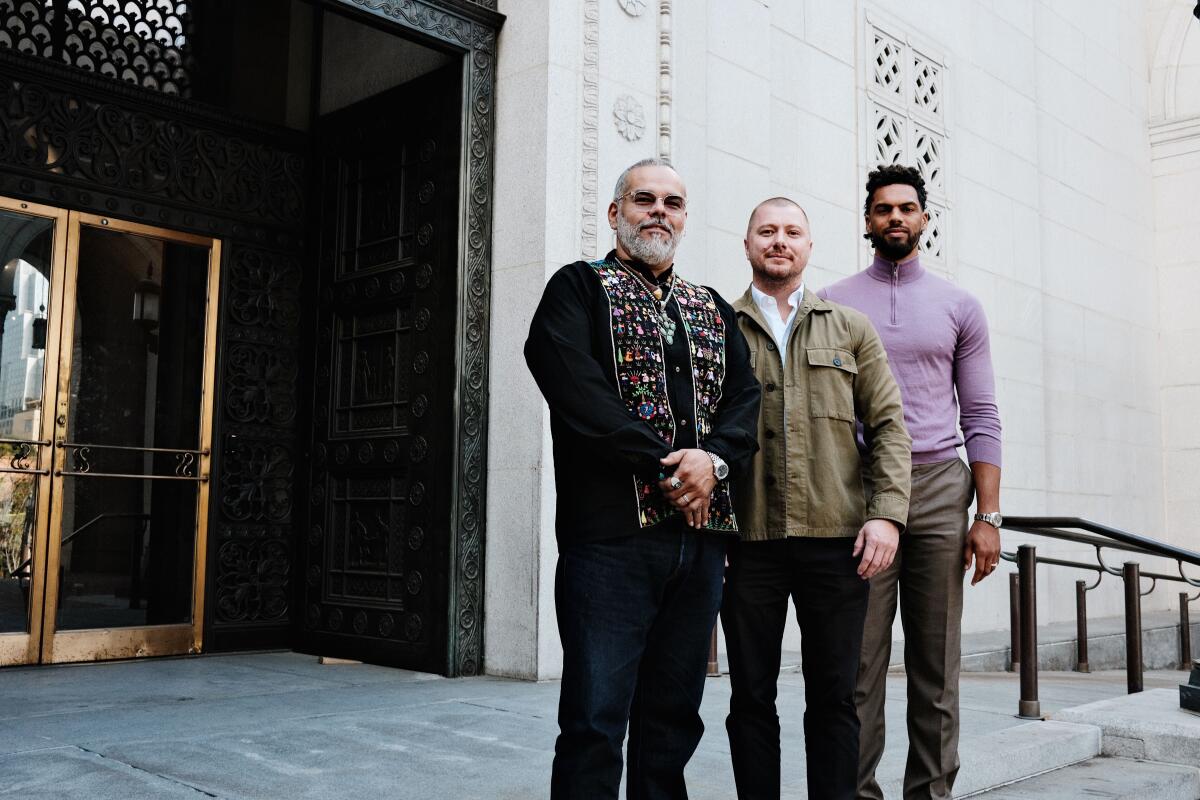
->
[1008, 572, 1020, 672]
[1182, 592, 1192, 669]
[1075, 580, 1089, 672]
[1018, 545, 1040, 718]
[1124, 562, 1143, 694]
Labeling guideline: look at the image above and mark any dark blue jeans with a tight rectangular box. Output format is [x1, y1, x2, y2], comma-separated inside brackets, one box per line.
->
[551, 525, 727, 800]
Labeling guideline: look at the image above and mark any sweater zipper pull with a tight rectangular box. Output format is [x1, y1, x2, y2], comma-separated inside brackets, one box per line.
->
[891, 264, 898, 326]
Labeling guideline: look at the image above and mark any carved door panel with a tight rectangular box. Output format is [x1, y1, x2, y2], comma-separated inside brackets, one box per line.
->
[302, 65, 461, 672]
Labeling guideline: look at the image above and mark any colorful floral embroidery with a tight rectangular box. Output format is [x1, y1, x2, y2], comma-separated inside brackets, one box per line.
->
[591, 259, 737, 532]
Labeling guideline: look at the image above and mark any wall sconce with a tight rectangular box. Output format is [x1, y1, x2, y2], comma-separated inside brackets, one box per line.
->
[132, 262, 160, 329]
[31, 304, 46, 350]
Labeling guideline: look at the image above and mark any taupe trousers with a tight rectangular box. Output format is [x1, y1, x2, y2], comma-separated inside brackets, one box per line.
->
[856, 457, 975, 800]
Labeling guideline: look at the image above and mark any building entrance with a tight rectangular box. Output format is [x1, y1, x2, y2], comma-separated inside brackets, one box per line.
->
[0, 197, 220, 665]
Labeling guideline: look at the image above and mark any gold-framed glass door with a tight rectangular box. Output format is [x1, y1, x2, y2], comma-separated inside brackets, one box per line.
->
[0, 198, 67, 667]
[0, 198, 220, 666]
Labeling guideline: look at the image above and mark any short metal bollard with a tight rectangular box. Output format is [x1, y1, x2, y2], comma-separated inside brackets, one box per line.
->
[1076, 580, 1089, 672]
[1124, 562, 1144, 694]
[1009, 572, 1021, 672]
[1018, 545, 1040, 718]
[1182, 593, 1192, 669]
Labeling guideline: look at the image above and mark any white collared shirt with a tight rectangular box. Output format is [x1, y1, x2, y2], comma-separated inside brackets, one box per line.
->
[750, 283, 804, 365]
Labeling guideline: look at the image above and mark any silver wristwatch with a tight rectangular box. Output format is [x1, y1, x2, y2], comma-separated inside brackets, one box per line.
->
[705, 451, 729, 480]
[974, 511, 1003, 529]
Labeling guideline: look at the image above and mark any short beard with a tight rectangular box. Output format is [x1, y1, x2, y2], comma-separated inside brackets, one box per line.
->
[616, 213, 679, 268]
[750, 255, 802, 289]
[869, 228, 921, 261]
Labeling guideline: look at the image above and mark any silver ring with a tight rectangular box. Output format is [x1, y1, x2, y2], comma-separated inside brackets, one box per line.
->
[682, 493, 690, 504]
[669, 477, 683, 490]
[989, 562, 999, 568]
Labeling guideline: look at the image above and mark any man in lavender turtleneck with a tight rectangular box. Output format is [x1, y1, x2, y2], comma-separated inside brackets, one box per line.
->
[819, 165, 1003, 800]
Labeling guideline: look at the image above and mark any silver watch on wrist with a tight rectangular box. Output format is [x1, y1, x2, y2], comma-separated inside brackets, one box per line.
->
[705, 451, 729, 481]
[974, 511, 1003, 529]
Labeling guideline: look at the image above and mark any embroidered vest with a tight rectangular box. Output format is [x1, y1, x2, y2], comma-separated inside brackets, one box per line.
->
[591, 258, 737, 531]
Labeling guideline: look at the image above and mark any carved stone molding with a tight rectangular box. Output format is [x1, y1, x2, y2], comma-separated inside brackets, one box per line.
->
[613, 94, 646, 142]
[581, 0, 600, 257]
[657, 0, 672, 160]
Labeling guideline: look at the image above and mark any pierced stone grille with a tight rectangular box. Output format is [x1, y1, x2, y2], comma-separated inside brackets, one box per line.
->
[911, 54, 942, 118]
[0, 0, 192, 96]
[872, 31, 904, 98]
[872, 104, 905, 167]
[920, 201, 946, 262]
[866, 21, 949, 266]
[912, 123, 944, 192]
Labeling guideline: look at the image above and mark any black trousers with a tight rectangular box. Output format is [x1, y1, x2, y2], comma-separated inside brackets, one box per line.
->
[721, 536, 870, 800]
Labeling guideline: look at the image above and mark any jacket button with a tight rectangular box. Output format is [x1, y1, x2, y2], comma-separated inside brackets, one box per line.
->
[674, 365, 681, 373]
[764, 429, 775, 439]
[765, 382, 776, 392]
[680, 418, 689, 426]
[765, 475, 776, 486]
[833, 357, 843, 366]
[766, 342, 776, 351]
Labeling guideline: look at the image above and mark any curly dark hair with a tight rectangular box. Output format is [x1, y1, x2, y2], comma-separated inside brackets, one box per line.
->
[864, 164, 926, 215]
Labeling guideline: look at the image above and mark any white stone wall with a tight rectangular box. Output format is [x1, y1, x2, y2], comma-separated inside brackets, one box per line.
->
[484, 0, 1181, 678]
[1150, 1, 1200, 595]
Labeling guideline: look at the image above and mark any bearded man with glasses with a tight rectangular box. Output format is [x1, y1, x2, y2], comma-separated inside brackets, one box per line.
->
[525, 158, 761, 799]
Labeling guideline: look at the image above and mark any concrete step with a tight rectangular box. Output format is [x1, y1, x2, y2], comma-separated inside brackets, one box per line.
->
[962, 756, 1200, 799]
[875, 720, 1101, 798]
[1052, 687, 1200, 764]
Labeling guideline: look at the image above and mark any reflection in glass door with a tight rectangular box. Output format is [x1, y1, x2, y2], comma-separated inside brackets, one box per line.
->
[0, 199, 65, 667]
[0, 199, 219, 666]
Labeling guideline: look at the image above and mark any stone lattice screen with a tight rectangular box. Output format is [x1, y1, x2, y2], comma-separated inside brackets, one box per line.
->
[867, 20, 949, 267]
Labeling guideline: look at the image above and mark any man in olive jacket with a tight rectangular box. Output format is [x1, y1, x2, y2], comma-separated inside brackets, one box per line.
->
[723, 198, 911, 800]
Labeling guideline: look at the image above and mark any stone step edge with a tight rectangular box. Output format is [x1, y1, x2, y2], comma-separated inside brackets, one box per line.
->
[875, 720, 1101, 798]
[955, 756, 1200, 799]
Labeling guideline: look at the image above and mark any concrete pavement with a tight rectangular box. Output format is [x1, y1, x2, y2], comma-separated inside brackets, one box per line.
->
[0, 652, 1189, 799]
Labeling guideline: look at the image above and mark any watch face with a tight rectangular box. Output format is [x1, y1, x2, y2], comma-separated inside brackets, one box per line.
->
[715, 463, 729, 479]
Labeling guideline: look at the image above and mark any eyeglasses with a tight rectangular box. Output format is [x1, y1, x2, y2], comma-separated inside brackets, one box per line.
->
[618, 190, 687, 214]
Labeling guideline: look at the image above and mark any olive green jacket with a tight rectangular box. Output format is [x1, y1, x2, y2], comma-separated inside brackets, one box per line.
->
[733, 287, 911, 540]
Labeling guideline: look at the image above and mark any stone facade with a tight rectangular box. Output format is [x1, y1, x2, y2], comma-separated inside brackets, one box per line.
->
[486, 0, 1196, 678]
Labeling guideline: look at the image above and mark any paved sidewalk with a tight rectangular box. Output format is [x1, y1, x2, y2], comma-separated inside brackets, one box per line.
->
[0, 652, 1186, 799]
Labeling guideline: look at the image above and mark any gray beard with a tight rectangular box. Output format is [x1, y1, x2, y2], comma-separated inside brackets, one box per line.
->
[616, 214, 679, 267]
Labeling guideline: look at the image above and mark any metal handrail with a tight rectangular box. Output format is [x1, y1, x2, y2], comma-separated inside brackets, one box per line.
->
[1004, 516, 1200, 567]
[999, 516, 1200, 718]
[6, 512, 149, 579]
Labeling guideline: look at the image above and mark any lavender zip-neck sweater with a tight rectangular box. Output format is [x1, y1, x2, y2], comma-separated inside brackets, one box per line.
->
[819, 254, 1002, 467]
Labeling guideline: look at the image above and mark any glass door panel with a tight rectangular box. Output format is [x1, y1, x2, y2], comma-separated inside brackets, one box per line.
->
[54, 226, 210, 631]
[0, 200, 66, 666]
[38, 213, 219, 664]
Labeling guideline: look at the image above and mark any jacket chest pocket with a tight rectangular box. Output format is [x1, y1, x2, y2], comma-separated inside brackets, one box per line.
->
[806, 347, 857, 422]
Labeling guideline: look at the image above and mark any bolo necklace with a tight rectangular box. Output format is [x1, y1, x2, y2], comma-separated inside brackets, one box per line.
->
[617, 257, 678, 344]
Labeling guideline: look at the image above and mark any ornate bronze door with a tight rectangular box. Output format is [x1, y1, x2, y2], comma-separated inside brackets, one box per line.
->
[301, 66, 462, 672]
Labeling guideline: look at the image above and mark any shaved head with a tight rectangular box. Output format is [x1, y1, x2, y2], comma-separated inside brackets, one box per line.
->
[746, 197, 809, 236]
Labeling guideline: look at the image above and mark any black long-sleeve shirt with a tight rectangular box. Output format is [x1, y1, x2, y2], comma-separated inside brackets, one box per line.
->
[524, 255, 761, 545]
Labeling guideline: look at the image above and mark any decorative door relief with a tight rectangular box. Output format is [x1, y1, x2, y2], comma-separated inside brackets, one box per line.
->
[303, 66, 461, 674]
[211, 244, 301, 631]
[865, 19, 950, 269]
